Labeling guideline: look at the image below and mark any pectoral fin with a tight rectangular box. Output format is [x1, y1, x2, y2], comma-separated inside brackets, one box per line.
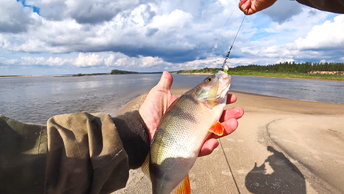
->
[208, 121, 224, 136]
[203, 100, 217, 109]
[172, 175, 191, 194]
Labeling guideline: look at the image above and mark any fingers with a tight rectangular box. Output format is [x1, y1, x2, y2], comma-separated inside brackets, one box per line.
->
[227, 93, 237, 104]
[238, 0, 277, 15]
[157, 71, 173, 90]
[239, 0, 252, 15]
[199, 107, 244, 156]
[221, 107, 244, 121]
[208, 107, 244, 138]
[221, 118, 239, 137]
[199, 138, 219, 157]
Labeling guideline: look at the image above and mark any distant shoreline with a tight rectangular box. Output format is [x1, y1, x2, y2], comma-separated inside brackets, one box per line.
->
[231, 73, 344, 82]
[0, 72, 162, 79]
[175, 72, 344, 82]
[0, 75, 69, 79]
[1, 72, 343, 82]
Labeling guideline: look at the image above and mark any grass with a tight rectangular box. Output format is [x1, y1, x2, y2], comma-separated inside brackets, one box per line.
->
[228, 71, 344, 81]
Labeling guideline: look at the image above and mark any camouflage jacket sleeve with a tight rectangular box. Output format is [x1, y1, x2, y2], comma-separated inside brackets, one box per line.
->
[0, 114, 47, 194]
[296, 0, 344, 13]
[0, 111, 150, 194]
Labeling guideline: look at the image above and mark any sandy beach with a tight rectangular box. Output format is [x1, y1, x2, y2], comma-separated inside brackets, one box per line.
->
[113, 89, 344, 194]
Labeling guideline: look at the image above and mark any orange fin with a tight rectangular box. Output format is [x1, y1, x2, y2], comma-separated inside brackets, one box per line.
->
[172, 175, 191, 194]
[208, 121, 224, 136]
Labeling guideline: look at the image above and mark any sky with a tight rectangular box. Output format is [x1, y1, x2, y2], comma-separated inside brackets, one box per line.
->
[0, 0, 343, 75]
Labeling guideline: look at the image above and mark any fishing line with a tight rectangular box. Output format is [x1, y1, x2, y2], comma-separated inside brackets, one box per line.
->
[222, 15, 246, 71]
[223, 2, 237, 28]
[219, 139, 241, 194]
[218, 5, 245, 193]
[212, 1, 236, 56]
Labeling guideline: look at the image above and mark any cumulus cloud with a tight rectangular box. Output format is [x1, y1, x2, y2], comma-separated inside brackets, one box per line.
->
[292, 14, 344, 62]
[261, 0, 303, 23]
[0, 52, 168, 70]
[0, 0, 343, 75]
[296, 15, 344, 49]
[37, 0, 141, 24]
[0, 0, 40, 33]
[74, 53, 102, 67]
[237, 4, 344, 65]
[1, 0, 242, 64]
[72, 52, 168, 69]
[149, 9, 193, 32]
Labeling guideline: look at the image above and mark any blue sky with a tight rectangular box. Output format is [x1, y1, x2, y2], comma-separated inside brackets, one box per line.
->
[0, 0, 343, 75]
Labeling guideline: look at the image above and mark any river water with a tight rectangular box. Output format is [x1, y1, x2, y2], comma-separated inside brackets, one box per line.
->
[0, 74, 343, 124]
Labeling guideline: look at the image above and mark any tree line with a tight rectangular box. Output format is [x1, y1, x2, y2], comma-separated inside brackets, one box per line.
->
[230, 62, 344, 73]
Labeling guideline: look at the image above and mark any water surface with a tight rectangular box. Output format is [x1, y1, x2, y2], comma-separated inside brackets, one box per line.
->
[0, 74, 343, 124]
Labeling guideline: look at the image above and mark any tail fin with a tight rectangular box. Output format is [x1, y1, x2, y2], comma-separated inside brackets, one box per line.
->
[172, 175, 191, 194]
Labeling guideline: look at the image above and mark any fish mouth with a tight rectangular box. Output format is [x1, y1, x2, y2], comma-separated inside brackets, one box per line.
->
[217, 71, 232, 84]
[217, 71, 232, 88]
[223, 76, 232, 86]
[216, 71, 231, 103]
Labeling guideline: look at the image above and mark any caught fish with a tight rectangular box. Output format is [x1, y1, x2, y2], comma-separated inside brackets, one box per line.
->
[149, 70, 232, 194]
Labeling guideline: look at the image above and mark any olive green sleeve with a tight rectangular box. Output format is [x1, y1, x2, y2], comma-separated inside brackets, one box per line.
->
[1, 111, 150, 194]
[45, 111, 150, 193]
[0, 115, 47, 194]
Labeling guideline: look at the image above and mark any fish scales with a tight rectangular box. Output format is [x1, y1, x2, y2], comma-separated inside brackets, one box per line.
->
[150, 71, 231, 194]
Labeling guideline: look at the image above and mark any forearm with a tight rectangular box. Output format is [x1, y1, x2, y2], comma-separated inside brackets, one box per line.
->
[113, 111, 150, 169]
[46, 111, 150, 193]
[0, 115, 47, 194]
[0, 111, 150, 193]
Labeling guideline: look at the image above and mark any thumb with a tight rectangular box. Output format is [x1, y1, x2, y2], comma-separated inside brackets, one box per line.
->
[239, 0, 251, 13]
[157, 71, 173, 90]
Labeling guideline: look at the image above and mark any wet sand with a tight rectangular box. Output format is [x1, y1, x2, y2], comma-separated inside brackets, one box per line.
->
[113, 89, 344, 194]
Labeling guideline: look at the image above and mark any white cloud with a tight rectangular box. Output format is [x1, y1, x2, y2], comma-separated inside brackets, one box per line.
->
[74, 53, 102, 67]
[46, 57, 71, 66]
[37, 0, 141, 23]
[0, 52, 166, 70]
[0, 0, 40, 33]
[0, 57, 19, 65]
[236, 5, 344, 65]
[1, 0, 241, 63]
[0, 0, 343, 75]
[261, 0, 303, 23]
[296, 15, 344, 49]
[149, 9, 193, 32]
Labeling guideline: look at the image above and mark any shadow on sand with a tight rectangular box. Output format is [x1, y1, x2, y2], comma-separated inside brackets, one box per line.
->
[245, 146, 306, 194]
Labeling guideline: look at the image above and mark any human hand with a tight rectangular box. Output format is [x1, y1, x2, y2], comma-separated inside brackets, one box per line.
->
[139, 71, 244, 157]
[198, 94, 244, 157]
[139, 71, 177, 142]
[239, 0, 277, 15]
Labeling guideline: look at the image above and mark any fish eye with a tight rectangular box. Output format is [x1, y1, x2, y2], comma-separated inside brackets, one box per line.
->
[205, 77, 212, 82]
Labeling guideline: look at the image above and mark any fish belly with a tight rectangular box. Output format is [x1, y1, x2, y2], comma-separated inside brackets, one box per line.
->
[150, 96, 224, 194]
